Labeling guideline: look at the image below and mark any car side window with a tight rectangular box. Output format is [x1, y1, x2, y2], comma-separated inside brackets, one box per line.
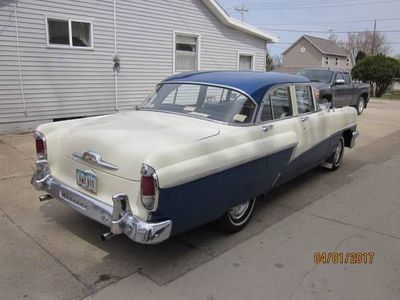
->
[335, 73, 344, 82]
[343, 73, 351, 85]
[261, 86, 292, 121]
[295, 85, 315, 114]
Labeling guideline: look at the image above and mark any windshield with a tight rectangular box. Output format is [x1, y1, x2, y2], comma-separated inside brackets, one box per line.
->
[140, 83, 256, 124]
[297, 69, 333, 83]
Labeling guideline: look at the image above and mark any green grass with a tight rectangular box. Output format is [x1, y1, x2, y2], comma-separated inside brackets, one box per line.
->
[381, 89, 400, 100]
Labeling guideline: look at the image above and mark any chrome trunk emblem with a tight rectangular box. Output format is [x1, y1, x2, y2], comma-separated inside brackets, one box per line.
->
[73, 151, 119, 170]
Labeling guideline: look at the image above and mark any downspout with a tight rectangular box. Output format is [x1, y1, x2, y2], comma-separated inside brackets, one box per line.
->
[14, 1, 27, 116]
[113, 0, 118, 112]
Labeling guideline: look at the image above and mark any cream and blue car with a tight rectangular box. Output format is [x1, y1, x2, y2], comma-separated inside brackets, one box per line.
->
[31, 71, 358, 244]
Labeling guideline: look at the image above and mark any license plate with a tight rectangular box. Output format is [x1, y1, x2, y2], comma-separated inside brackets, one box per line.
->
[76, 169, 97, 193]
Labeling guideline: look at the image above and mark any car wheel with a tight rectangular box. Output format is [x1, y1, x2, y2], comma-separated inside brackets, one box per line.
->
[355, 97, 365, 115]
[214, 197, 256, 233]
[326, 137, 345, 171]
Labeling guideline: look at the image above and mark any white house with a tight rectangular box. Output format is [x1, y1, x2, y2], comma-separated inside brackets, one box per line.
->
[0, 0, 277, 132]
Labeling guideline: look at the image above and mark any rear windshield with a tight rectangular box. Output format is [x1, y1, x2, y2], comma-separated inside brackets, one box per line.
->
[139, 83, 256, 124]
[297, 69, 333, 83]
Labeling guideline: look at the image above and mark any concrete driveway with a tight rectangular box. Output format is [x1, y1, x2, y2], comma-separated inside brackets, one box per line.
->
[1, 99, 400, 300]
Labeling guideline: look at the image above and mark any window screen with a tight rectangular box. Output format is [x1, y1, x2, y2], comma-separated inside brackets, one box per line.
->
[48, 19, 69, 45]
[239, 55, 253, 70]
[175, 34, 198, 72]
[295, 85, 315, 114]
[71, 21, 91, 47]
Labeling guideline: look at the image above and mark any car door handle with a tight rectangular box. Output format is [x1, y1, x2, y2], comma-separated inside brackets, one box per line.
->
[300, 116, 309, 122]
[261, 124, 274, 132]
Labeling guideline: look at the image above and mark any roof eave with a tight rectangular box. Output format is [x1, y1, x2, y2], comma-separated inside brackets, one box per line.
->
[201, 0, 279, 43]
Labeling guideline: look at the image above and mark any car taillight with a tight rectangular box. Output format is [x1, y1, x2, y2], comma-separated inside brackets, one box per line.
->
[34, 131, 47, 160]
[140, 164, 158, 211]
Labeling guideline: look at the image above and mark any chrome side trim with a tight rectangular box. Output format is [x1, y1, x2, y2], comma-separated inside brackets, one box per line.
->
[31, 161, 172, 244]
[72, 151, 119, 171]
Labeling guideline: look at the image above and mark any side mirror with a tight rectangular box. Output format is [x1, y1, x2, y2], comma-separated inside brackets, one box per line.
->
[335, 79, 345, 85]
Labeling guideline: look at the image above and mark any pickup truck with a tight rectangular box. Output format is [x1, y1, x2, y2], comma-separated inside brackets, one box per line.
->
[297, 68, 370, 115]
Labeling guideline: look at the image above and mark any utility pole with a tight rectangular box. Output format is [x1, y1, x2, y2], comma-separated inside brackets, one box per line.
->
[371, 19, 377, 55]
[235, 4, 248, 22]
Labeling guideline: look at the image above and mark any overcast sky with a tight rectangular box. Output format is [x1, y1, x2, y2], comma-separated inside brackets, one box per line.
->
[217, 0, 400, 57]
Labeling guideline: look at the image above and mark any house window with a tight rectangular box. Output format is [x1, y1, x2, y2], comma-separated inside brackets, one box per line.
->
[346, 58, 350, 66]
[335, 57, 339, 66]
[174, 33, 200, 73]
[47, 18, 93, 48]
[325, 56, 329, 65]
[238, 52, 254, 71]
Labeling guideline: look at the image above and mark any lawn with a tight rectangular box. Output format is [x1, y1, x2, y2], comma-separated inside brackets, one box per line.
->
[382, 89, 400, 100]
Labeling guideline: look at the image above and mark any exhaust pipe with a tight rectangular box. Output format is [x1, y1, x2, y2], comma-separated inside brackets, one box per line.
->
[101, 232, 114, 241]
[39, 194, 53, 202]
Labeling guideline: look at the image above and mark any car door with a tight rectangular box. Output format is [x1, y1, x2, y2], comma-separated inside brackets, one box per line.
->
[342, 72, 355, 106]
[257, 84, 305, 189]
[332, 72, 346, 107]
[293, 84, 330, 170]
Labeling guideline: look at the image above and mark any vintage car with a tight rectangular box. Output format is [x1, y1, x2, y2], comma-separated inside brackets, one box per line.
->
[31, 71, 359, 244]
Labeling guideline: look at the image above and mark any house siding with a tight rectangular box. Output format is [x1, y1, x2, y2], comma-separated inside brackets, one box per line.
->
[0, 0, 267, 130]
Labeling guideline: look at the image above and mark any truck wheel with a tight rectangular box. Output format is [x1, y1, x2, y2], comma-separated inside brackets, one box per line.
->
[325, 137, 345, 171]
[355, 97, 365, 115]
[214, 197, 256, 233]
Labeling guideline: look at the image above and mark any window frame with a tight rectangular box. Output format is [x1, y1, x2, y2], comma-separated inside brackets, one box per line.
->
[45, 17, 94, 50]
[237, 51, 255, 71]
[256, 83, 318, 124]
[294, 84, 316, 115]
[173, 31, 201, 74]
[325, 56, 329, 66]
[335, 57, 339, 66]
[256, 84, 294, 123]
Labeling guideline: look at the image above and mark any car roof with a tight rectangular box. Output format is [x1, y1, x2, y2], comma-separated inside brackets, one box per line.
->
[162, 71, 309, 104]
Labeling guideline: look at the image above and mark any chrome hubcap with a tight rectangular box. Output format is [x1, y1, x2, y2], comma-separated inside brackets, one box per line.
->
[358, 100, 364, 113]
[229, 201, 250, 220]
[334, 140, 343, 164]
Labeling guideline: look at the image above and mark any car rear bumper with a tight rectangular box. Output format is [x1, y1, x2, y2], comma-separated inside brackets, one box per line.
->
[31, 160, 172, 244]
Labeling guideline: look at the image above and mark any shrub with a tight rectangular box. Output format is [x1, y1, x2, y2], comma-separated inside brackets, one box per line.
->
[352, 55, 400, 97]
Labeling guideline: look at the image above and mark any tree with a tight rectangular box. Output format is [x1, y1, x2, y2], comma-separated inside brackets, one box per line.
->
[266, 52, 274, 71]
[352, 55, 400, 97]
[355, 50, 367, 64]
[344, 31, 390, 59]
[273, 55, 283, 68]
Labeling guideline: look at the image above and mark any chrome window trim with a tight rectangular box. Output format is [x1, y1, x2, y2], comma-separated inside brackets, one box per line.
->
[293, 84, 318, 116]
[139, 81, 259, 126]
[256, 83, 295, 124]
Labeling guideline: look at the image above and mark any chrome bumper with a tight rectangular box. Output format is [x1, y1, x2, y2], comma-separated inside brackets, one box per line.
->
[31, 160, 172, 244]
[350, 130, 359, 149]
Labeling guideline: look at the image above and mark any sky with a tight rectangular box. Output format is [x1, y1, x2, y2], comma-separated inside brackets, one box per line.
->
[217, 0, 400, 57]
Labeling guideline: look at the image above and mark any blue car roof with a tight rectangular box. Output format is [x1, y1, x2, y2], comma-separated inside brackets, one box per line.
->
[162, 71, 309, 104]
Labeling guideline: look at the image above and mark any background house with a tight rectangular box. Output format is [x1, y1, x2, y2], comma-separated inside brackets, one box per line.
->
[281, 35, 353, 74]
[0, 0, 277, 133]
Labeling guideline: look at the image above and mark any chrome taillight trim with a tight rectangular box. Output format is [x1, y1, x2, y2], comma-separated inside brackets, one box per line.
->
[33, 131, 47, 160]
[140, 164, 159, 212]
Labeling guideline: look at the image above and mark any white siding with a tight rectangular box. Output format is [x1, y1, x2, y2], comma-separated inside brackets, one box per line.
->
[0, 0, 267, 128]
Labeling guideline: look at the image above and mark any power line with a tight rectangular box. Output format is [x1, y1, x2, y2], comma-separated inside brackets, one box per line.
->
[252, 17, 400, 27]
[259, 28, 400, 33]
[238, 0, 398, 10]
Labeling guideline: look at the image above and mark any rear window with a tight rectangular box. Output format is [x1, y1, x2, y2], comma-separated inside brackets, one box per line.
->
[140, 83, 256, 124]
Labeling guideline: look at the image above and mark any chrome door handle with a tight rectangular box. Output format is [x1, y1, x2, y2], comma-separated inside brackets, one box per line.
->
[300, 116, 309, 122]
[261, 124, 274, 132]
